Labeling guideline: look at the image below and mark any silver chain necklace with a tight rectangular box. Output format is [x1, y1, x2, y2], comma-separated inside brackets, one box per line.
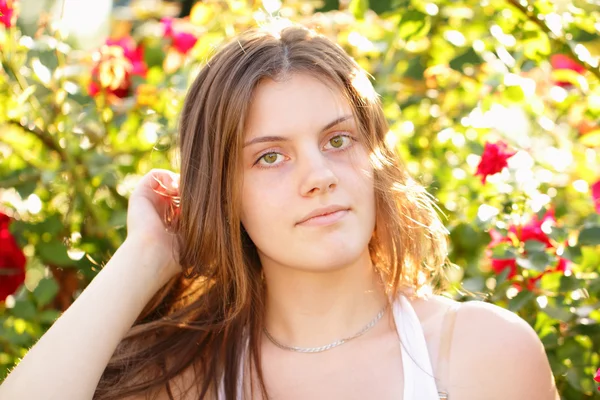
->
[263, 303, 388, 353]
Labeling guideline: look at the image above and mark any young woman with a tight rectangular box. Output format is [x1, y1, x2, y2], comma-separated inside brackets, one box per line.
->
[0, 24, 558, 400]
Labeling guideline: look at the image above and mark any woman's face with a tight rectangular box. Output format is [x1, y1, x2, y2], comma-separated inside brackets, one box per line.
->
[240, 73, 376, 272]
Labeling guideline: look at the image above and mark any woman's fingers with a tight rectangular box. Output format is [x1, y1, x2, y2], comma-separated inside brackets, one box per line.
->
[138, 169, 180, 206]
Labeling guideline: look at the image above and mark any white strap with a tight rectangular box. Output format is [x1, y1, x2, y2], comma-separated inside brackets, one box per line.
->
[395, 295, 439, 400]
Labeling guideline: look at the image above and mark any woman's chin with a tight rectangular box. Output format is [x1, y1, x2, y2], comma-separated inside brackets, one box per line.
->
[289, 250, 369, 273]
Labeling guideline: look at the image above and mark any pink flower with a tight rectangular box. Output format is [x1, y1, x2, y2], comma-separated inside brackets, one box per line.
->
[551, 54, 586, 73]
[487, 229, 516, 278]
[592, 180, 600, 214]
[594, 368, 600, 390]
[88, 81, 100, 97]
[160, 17, 198, 55]
[475, 141, 516, 184]
[510, 209, 555, 248]
[491, 258, 517, 279]
[88, 36, 147, 99]
[161, 17, 174, 37]
[172, 31, 198, 55]
[554, 257, 570, 274]
[106, 36, 147, 77]
[487, 209, 570, 292]
[0, 0, 15, 29]
[550, 54, 586, 88]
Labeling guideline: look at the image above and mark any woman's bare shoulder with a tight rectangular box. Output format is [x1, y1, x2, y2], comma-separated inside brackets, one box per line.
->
[408, 294, 558, 399]
[449, 299, 559, 399]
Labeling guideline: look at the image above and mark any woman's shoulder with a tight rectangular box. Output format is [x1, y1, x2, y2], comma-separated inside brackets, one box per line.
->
[406, 291, 536, 336]
[409, 293, 558, 399]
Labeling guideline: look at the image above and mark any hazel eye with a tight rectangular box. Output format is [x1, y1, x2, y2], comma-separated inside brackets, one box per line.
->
[330, 136, 345, 148]
[325, 134, 353, 150]
[262, 153, 279, 164]
[256, 152, 284, 167]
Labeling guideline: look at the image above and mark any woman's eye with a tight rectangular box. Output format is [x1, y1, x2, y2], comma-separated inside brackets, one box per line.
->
[325, 134, 352, 150]
[256, 152, 283, 167]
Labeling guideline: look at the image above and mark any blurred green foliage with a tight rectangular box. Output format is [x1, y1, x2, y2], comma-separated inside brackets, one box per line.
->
[1, 0, 600, 398]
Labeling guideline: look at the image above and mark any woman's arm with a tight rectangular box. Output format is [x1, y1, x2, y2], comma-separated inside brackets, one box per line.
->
[0, 237, 175, 400]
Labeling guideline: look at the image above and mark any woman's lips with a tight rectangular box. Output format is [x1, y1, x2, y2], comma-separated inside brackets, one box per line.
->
[296, 209, 349, 227]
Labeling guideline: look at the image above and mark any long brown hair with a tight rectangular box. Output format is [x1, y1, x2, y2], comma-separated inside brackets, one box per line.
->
[94, 23, 449, 400]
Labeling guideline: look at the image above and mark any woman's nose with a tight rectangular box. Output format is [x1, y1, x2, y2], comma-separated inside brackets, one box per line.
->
[298, 152, 339, 197]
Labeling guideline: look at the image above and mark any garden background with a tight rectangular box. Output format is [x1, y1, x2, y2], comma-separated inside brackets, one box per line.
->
[1, 0, 600, 398]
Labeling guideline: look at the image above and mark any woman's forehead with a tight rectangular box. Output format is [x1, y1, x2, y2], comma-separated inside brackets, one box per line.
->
[244, 73, 354, 137]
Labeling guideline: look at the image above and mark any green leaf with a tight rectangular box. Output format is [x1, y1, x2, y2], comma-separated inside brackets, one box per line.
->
[544, 306, 573, 322]
[578, 226, 600, 246]
[565, 369, 583, 391]
[491, 243, 517, 260]
[32, 278, 59, 308]
[508, 290, 534, 312]
[522, 30, 550, 60]
[315, 0, 339, 12]
[517, 251, 557, 272]
[548, 226, 568, 244]
[37, 309, 61, 324]
[11, 299, 37, 320]
[541, 330, 558, 348]
[495, 266, 511, 286]
[368, 0, 395, 14]
[572, 323, 600, 336]
[559, 275, 580, 292]
[462, 276, 485, 292]
[36, 240, 75, 267]
[449, 47, 483, 73]
[108, 210, 128, 229]
[404, 56, 426, 80]
[14, 180, 37, 199]
[524, 240, 547, 253]
[450, 223, 483, 251]
[397, 10, 430, 41]
[561, 245, 582, 263]
[349, 0, 369, 19]
[31, 215, 64, 236]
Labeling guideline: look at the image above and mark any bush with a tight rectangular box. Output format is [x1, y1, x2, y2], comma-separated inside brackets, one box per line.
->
[1, 0, 599, 397]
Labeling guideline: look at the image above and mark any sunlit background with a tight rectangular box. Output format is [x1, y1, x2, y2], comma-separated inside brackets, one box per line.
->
[1, 0, 600, 397]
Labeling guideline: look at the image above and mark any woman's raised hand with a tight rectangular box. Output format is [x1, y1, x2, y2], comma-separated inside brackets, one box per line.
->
[126, 168, 182, 280]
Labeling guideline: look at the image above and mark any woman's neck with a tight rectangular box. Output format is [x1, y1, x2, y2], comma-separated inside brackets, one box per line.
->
[260, 250, 388, 348]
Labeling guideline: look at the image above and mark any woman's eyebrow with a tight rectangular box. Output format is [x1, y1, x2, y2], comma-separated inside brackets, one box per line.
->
[243, 114, 354, 148]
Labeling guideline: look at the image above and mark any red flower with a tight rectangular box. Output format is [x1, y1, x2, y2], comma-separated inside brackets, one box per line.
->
[475, 141, 516, 184]
[594, 368, 600, 390]
[510, 209, 555, 248]
[0, 212, 26, 302]
[172, 31, 198, 55]
[551, 54, 586, 73]
[106, 37, 147, 77]
[88, 36, 147, 99]
[161, 17, 175, 37]
[592, 180, 600, 214]
[161, 17, 198, 55]
[554, 257, 570, 273]
[0, 0, 15, 29]
[487, 209, 570, 292]
[550, 54, 586, 88]
[491, 258, 517, 279]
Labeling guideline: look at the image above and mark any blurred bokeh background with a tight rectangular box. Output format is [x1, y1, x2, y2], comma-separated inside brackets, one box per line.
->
[1, 0, 600, 397]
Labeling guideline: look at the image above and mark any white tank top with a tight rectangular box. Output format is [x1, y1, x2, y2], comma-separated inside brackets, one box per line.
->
[219, 293, 440, 399]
